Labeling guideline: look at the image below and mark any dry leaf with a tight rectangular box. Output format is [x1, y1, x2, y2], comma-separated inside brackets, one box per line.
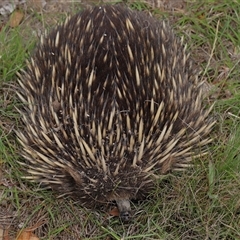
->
[16, 230, 39, 240]
[109, 207, 120, 217]
[9, 10, 24, 28]
[16, 217, 46, 240]
[0, 227, 9, 240]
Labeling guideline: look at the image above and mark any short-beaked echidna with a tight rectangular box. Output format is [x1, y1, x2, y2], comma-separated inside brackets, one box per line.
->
[16, 5, 215, 221]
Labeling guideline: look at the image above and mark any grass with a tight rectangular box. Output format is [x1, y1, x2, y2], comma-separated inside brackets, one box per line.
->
[0, 0, 240, 239]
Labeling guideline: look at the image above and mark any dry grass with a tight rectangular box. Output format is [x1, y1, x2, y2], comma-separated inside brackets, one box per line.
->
[1, 0, 240, 239]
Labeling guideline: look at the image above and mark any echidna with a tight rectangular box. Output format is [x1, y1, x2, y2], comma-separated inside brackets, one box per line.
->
[16, 5, 215, 221]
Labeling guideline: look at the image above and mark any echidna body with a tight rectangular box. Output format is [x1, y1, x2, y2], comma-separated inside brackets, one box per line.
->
[17, 5, 214, 221]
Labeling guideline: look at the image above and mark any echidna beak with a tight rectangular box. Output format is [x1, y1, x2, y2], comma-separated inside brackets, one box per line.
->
[116, 199, 131, 222]
[120, 211, 131, 222]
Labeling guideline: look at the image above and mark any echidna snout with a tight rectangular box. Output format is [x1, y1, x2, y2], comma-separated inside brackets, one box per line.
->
[116, 200, 131, 222]
[16, 5, 215, 220]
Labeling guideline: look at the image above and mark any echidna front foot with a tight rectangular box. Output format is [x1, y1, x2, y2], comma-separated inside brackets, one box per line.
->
[116, 199, 131, 222]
